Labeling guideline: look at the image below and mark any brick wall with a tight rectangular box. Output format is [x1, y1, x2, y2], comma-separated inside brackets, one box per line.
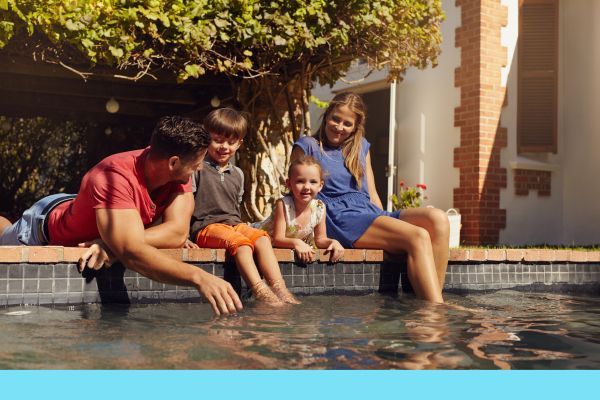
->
[454, 0, 508, 244]
[514, 169, 552, 196]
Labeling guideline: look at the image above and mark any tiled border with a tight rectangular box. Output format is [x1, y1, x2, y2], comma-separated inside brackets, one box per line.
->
[0, 247, 599, 307]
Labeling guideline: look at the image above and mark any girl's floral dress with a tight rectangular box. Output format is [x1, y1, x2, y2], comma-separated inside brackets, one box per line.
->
[253, 195, 325, 247]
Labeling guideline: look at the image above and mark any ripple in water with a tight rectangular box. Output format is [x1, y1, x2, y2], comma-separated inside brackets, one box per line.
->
[0, 291, 598, 369]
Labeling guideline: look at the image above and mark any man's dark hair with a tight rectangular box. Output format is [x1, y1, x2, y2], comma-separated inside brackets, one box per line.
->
[149, 116, 211, 162]
[203, 108, 248, 140]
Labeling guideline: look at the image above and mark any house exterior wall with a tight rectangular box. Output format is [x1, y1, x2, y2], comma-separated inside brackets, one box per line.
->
[309, 0, 599, 246]
[393, 2, 461, 212]
[500, 0, 600, 245]
[560, 0, 600, 245]
[499, 0, 565, 245]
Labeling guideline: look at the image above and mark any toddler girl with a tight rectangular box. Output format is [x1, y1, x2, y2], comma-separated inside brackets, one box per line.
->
[255, 155, 344, 263]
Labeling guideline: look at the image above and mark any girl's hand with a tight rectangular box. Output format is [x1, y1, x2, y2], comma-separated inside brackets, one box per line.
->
[325, 240, 345, 263]
[77, 239, 115, 272]
[294, 240, 315, 263]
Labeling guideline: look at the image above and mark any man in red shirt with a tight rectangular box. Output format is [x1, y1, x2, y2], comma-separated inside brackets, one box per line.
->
[0, 116, 242, 316]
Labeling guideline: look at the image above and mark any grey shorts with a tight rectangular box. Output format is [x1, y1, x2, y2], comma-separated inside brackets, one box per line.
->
[0, 193, 76, 246]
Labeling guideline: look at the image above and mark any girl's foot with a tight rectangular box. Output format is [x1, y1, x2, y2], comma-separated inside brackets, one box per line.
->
[269, 279, 301, 304]
[250, 281, 285, 306]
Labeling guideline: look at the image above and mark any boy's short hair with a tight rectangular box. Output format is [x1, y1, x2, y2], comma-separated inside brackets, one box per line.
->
[203, 108, 248, 140]
[150, 116, 210, 162]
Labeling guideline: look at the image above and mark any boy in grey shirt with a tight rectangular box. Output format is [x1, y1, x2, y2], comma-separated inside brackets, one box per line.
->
[190, 108, 299, 305]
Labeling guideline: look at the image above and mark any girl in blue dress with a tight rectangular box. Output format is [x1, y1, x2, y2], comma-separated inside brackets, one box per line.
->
[292, 92, 449, 302]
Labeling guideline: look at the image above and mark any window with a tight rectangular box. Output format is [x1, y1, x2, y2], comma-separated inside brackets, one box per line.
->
[518, 0, 558, 153]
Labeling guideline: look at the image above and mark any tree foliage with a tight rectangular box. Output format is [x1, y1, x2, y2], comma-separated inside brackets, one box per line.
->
[0, 116, 89, 218]
[1, 0, 443, 82]
[0, 0, 444, 220]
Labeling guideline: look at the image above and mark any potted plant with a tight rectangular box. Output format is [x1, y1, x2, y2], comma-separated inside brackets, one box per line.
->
[390, 182, 461, 247]
[390, 182, 427, 210]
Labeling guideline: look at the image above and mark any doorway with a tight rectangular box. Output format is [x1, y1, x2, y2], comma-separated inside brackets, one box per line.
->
[362, 88, 392, 206]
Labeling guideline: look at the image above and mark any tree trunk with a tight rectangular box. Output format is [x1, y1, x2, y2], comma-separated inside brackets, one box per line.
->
[234, 74, 310, 222]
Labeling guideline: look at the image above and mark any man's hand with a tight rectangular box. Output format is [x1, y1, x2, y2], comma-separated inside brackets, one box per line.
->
[193, 270, 243, 316]
[77, 239, 115, 272]
[324, 240, 345, 263]
[183, 238, 199, 249]
[96, 208, 241, 317]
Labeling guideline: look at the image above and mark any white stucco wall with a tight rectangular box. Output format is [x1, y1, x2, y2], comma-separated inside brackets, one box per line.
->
[499, 0, 565, 245]
[500, 0, 600, 245]
[393, 2, 460, 211]
[560, 0, 600, 244]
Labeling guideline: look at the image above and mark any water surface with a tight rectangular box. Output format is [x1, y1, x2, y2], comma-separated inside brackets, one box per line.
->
[1, 291, 598, 369]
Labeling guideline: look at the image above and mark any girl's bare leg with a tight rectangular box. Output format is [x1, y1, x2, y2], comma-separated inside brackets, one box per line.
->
[354, 216, 443, 303]
[399, 207, 450, 288]
[254, 236, 300, 304]
[235, 245, 283, 305]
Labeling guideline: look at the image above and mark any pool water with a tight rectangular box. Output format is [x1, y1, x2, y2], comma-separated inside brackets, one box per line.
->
[1, 291, 598, 369]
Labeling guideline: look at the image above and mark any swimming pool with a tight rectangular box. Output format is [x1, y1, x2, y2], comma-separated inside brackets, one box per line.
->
[1, 290, 598, 369]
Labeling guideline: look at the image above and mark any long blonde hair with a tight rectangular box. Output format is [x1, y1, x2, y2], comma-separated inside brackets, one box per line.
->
[317, 92, 367, 188]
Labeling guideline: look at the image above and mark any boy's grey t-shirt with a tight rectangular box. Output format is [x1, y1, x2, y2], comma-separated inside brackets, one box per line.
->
[190, 157, 245, 239]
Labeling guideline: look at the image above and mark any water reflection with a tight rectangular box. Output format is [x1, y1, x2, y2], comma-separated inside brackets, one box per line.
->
[0, 291, 598, 369]
[463, 292, 600, 369]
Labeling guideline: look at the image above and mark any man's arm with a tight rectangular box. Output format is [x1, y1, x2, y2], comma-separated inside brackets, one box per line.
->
[95, 208, 242, 316]
[77, 191, 195, 268]
[144, 191, 195, 248]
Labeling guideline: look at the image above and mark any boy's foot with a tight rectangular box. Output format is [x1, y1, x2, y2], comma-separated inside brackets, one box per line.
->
[250, 281, 285, 306]
[269, 279, 301, 304]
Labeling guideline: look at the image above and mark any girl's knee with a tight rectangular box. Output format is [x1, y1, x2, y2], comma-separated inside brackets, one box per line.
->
[406, 226, 431, 252]
[428, 208, 450, 236]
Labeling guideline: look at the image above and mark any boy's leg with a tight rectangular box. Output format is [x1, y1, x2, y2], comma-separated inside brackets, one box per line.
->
[196, 224, 282, 305]
[233, 246, 261, 287]
[235, 225, 300, 304]
[233, 225, 281, 282]
[196, 224, 260, 283]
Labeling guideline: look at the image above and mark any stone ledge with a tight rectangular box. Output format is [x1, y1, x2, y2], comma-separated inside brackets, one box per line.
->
[1, 246, 599, 263]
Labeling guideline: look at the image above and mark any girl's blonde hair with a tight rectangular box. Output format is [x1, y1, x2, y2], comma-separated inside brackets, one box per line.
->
[317, 92, 366, 188]
[288, 155, 325, 182]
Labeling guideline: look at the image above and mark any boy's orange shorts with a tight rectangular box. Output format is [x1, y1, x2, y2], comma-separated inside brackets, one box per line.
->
[194, 223, 269, 255]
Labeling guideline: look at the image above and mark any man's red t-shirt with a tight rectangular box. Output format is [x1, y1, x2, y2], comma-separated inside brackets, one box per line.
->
[47, 148, 192, 246]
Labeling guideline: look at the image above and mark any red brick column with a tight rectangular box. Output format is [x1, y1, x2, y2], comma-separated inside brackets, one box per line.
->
[454, 0, 508, 244]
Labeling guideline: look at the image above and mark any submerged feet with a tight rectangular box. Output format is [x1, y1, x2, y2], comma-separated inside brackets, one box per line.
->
[250, 280, 284, 306]
[268, 279, 301, 304]
[250, 279, 301, 305]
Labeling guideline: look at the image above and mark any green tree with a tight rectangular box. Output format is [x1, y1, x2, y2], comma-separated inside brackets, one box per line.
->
[0, 0, 444, 220]
[0, 116, 89, 218]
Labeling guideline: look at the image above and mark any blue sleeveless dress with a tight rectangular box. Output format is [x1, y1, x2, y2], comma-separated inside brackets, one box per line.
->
[293, 136, 401, 248]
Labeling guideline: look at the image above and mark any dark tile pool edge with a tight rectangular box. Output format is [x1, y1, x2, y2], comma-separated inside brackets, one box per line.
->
[0, 260, 598, 306]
